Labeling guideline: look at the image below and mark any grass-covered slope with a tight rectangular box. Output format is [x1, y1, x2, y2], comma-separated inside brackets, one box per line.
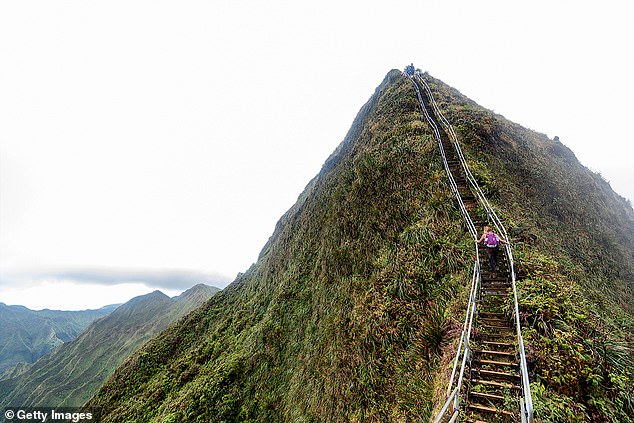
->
[424, 74, 634, 422]
[87, 70, 473, 422]
[0, 302, 115, 376]
[88, 70, 633, 422]
[0, 285, 219, 408]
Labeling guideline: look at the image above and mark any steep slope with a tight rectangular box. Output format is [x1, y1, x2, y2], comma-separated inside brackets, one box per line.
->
[420, 74, 634, 422]
[0, 284, 219, 408]
[88, 70, 634, 422]
[0, 303, 116, 375]
[88, 69, 471, 421]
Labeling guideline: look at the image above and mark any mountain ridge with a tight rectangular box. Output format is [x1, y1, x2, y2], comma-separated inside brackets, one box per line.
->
[0, 302, 116, 376]
[0, 284, 220, 408]
[86, 69, 633, 422]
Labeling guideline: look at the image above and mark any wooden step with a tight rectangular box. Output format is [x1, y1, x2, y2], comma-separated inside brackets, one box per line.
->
[479, 311, 507, 318]
[481, 287, 510, 292]
[478, 333, 515, 342]
[481, 290, 510, 296]
[473, 358, 518, 367]
[480, 317, 508, 325]
[479, 326, 512, 333]
[479, 324, 510, 331]
[478, 312, 510, 322]
[479, 300, 507, 308]
[467, 403, 514, 416]
[480, 273, 509, 279]
[480, 316, 508, 322]
[480, 289, 512, 305]
[481, 340, 515, 349]
[479, 332, 515, 340]
[480, 282, 510, 288]
[481, 279, 510, 285]
[474, 368, 520, 382]
[481, 281, 509, 287]
[480, 323, 511, 330]
[481, 288, 510, 294]
[475, 349, 516, 358]
[469, 391, 505, 402]
[471, 379, 521, 390]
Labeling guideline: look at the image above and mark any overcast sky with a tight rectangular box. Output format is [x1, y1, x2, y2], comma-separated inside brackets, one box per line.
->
[1, 0, 632, 310]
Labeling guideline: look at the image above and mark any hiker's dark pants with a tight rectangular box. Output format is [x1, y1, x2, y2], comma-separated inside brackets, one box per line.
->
[486, 246, 499, 272]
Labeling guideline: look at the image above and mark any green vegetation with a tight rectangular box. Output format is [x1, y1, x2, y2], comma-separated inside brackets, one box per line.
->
[517, 254, 633, 422]
[86, 71, 633, 422]
[86, 70, 475, 422]
[0, 285, 218, 408]
[0, 302, 115, 376]
[426, 74, 634, 422]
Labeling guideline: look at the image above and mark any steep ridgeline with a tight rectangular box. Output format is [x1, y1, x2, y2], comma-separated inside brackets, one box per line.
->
[0, 303, 116, 377]
[87, 70, 474, 421]
[88, 70, 634, 422]
[0, 284, 219, 408]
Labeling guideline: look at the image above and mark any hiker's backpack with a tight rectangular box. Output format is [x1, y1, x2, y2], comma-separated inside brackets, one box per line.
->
[485, 233, 499, 248]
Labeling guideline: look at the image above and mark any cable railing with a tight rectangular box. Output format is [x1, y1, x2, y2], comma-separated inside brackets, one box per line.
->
[411, 71, 533, 423]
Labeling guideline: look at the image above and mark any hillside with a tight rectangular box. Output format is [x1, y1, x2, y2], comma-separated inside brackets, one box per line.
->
[87, 70, 633, 422]
[0, 284, 219, 408]
[0, 303, 116, 376]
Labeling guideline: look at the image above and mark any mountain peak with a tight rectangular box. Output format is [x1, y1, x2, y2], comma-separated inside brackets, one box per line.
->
[85, 70, 634, 422]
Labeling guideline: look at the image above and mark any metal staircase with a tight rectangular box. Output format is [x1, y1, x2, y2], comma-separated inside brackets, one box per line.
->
[408, 71, 533, 422]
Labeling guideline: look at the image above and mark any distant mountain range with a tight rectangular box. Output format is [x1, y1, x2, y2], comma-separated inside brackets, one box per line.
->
[0, 302, 117, 376]
[0, 284, 219, 408]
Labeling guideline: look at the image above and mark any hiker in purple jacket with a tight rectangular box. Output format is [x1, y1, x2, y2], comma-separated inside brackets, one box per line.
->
[477, 226, 509, 275]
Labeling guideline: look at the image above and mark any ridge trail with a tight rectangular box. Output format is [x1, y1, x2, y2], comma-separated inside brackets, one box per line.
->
[409, 71, 533, 423]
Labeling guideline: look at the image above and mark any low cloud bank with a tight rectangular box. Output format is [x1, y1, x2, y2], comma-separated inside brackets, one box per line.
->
[0, 266, 234, 291]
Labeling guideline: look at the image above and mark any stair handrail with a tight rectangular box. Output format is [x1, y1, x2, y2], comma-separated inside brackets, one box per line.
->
[409, 74, 481, 422]
[417, 72, 534, 423]
[410, 74, 477, 240]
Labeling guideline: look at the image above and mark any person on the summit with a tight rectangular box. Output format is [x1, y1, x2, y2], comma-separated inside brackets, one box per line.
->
[477, 226, 509, 275]
[405, 63, 415, 76]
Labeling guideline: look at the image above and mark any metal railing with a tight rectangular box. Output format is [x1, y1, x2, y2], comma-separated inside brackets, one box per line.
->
[410, 74, 477, 240]
[410, 71, 533, 423]
[410, 74, 481, 422]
